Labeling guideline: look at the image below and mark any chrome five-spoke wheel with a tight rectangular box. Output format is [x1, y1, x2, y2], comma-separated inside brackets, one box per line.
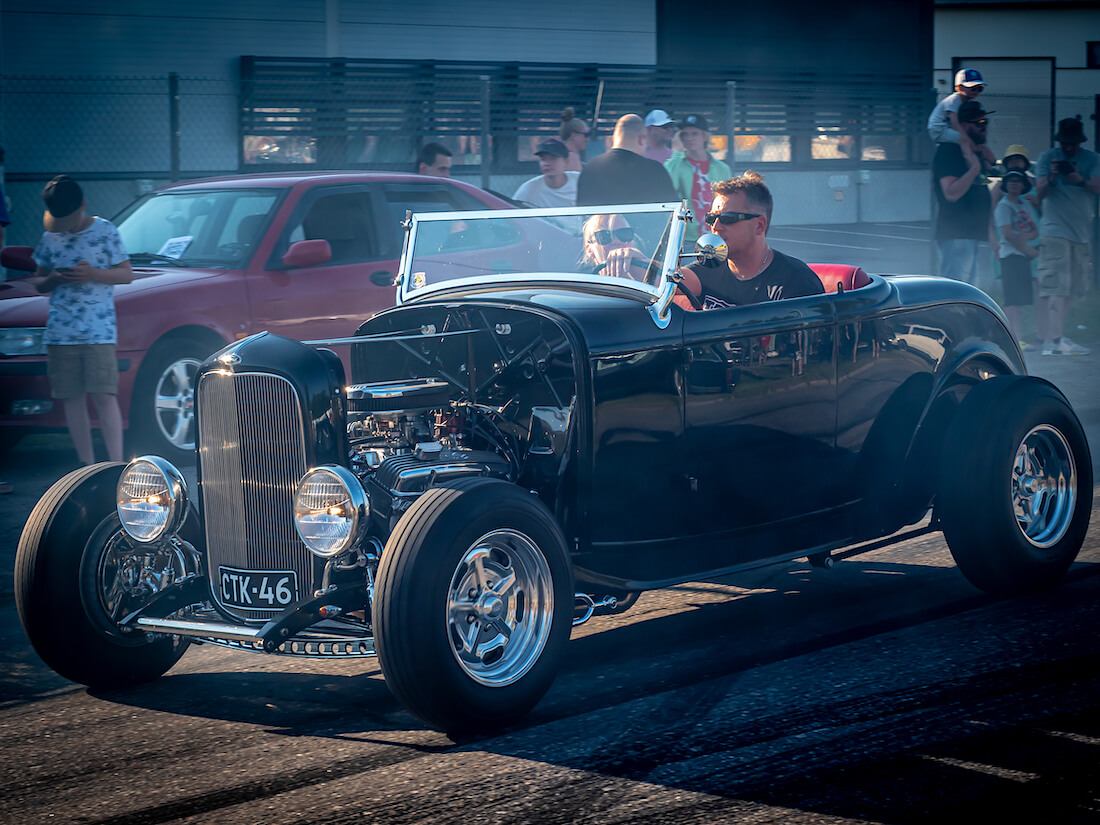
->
[1012, 424, 1076, 548]
[447, 529, 554, 687]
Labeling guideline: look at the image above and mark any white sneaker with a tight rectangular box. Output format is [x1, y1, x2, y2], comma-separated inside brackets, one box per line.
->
[1041, 339, 1057, 356]
[1057, 337, 1090, 356]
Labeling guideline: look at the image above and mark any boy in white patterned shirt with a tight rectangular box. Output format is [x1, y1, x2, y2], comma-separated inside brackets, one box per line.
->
[32, 175, 133, 464]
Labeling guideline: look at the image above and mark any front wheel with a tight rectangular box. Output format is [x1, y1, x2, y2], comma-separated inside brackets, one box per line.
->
[938, 376, 1092, 596]
[15, 463, 192, 687]
[374, 478, 573, 735]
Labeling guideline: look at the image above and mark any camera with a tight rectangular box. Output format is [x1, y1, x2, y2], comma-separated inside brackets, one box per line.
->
[1053, 159, 1076, 176]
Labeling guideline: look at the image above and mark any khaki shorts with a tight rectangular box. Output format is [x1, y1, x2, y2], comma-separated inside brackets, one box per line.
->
[1037, 237, 1091, 300]
[47, 344, 119, 399]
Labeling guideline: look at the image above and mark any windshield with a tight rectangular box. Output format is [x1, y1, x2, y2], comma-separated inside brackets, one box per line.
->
[399, 204, 682, 303]
[115, 188, 284, 267]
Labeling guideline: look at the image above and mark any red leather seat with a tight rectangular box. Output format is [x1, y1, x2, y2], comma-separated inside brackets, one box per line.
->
[808, 263, 872, 294]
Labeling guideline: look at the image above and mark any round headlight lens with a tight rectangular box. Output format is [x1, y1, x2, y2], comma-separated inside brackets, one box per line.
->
[117, 457, 188, 543]
[293, 466, 368, 558]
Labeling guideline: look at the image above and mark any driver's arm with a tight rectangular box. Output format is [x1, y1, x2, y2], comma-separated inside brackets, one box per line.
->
[672, 266, 703, 311]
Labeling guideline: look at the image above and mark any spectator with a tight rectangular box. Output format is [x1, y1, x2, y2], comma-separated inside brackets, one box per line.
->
[513, 139, 579, 208]
[664, 114, 733, 242]
[576, 114, 678, 207]
[676, 171, 824, 309]
[1035, 117, 1099, 356]
[31, 176, 133, 466]
[0, 168, 9, 249]
[994, 170, 1041, 346]
[928, 68, 996, 170]
[990, 144, 1038, 206]
[643, 110, 676, 163]
[559, 108, 590, 173]
[0, 150, 10, 491]
[417, 143, 453, 177]
[932, 100, 994, 285]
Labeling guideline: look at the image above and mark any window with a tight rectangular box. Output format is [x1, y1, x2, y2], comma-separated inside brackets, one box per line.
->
[280, 191, 378, 265]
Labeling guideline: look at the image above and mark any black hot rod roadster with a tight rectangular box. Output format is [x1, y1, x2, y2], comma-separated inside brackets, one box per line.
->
[16, 202, 1092, 734]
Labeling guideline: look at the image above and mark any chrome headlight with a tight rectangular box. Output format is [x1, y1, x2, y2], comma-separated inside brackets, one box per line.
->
[116, 457, 189, 543]
[0, 327, 47, 356]
[293, 465, 368, 558]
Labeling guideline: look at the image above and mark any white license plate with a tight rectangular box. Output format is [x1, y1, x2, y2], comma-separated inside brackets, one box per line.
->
[219, 566, 298, 610]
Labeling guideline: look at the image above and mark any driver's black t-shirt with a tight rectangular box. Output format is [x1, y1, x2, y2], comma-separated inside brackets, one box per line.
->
[688, 249, 825, 308]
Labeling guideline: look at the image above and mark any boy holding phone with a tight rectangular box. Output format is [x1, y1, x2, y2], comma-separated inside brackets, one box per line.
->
[32, 175, 133, 463]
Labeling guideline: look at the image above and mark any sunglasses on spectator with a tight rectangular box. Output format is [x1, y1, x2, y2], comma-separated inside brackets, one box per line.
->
[590, 227, 635, 245]
[964, 119, 988, 127]
[704, 211, 762, 226]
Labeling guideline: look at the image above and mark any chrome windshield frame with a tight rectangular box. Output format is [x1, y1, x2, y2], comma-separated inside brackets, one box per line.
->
[395, 202, 690, 324]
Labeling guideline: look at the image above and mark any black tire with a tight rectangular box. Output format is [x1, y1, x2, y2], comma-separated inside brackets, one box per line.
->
[130, 335, 219, 464]
[15, 463, 191, 687]
[937, 375, 1092, 596]
[374, 478, 574, 735]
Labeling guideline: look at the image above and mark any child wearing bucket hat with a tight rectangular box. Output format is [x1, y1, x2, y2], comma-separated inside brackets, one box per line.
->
[993, 170, 1041, 345]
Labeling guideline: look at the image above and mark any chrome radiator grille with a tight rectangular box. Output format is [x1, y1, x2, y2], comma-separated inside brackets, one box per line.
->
[197, 371, 311, 621]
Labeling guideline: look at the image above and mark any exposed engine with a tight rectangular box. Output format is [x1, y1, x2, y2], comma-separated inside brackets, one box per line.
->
[345, 378, 515, 533]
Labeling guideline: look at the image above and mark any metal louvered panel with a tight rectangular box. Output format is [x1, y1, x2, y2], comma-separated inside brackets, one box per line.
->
[197, 371, 311, 622]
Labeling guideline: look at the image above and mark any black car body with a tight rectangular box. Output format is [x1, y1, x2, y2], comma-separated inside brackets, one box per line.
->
[16, 203, 1092, 734]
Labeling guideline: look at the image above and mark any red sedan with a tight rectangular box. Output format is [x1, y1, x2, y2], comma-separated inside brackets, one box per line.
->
[0, 172, 512, 461]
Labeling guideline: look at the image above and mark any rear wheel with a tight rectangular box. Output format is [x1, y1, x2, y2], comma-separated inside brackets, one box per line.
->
[938, 376, 1092, 596]
[15, 463, 192, 687]
[374, 478, 573, 735]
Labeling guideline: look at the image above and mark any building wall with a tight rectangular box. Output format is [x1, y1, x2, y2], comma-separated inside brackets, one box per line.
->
[0, 0, 657, 77]
[933, 7, 1100, 133]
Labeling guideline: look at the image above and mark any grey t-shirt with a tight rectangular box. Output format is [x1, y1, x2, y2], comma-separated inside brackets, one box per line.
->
[1035, 146, 1098, 244]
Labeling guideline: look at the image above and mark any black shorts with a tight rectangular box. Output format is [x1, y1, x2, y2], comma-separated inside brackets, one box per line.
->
[1000, 255, 1034, 307]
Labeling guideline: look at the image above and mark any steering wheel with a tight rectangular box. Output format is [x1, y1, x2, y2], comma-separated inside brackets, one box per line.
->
[594, 258, 650, 275]
[675, 279, 704, 310]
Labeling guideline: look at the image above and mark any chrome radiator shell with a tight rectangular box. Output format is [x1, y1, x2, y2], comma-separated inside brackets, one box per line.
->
[197, 370, 313, 622]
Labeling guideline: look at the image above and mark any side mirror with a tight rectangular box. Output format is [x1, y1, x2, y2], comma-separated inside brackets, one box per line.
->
[691, 233, 728, 265]
[1, 246, 37, 275]
[281, 239, 332, 269]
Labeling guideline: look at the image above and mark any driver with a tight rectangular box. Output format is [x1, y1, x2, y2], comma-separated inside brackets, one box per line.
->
[677, 171, 824, 309]
[581, 213, 650, 280]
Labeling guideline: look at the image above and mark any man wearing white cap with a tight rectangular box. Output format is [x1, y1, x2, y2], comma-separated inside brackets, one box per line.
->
[643, 110, 676, 164]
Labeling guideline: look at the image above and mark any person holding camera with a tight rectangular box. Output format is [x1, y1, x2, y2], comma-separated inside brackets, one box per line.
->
[1035, 118, 1099, 356]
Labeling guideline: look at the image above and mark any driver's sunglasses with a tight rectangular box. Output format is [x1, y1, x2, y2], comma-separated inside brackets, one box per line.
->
[967, 119, 988, 128]
[590, 226, 635, 245]
[704, 211, 762, 226]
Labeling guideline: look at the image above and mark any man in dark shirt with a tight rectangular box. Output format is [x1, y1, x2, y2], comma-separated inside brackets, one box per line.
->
[932, 99, 994, 285]
[576, 114, 679, 207]
[677, 171, 824, 309]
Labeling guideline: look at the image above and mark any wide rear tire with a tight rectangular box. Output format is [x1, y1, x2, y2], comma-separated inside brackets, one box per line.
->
[938, 376, 1092, 596]
[374, 478, 573, 735]
[15, 463, 191, 687]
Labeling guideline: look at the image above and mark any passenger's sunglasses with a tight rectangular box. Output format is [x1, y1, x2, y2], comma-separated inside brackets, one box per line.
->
[704, 211, 762, 226]
[590, 227, 635, 245]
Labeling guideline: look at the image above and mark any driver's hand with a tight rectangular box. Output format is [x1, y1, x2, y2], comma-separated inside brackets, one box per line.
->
[602, 246, 644, 279]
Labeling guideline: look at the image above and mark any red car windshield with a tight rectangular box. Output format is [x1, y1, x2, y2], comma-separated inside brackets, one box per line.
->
[116, 188, 283, 267]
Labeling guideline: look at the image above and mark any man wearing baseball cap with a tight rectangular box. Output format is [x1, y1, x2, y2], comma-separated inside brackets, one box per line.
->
[513, 138, 579, 208]
[1035, 117, 1100, 356]
[931, 100, 995, 285]
[665, 114, 732, 242]
[643, 110, 676, 164]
